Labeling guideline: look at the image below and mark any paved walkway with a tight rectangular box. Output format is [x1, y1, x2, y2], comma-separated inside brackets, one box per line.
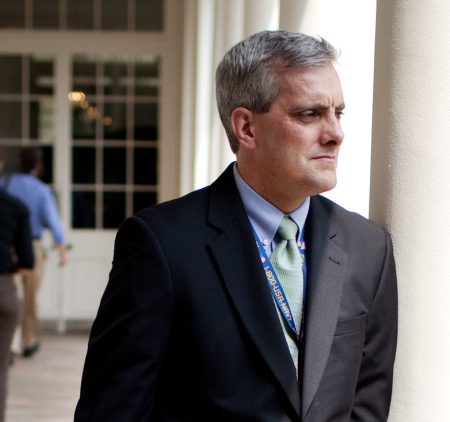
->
[6, 333, 89, 422]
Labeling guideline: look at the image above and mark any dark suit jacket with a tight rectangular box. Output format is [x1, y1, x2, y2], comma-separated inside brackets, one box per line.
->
[75, 164, 397, 422]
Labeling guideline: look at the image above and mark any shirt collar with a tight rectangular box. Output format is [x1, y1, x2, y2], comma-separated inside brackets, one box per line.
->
[233, 163, 310, 246]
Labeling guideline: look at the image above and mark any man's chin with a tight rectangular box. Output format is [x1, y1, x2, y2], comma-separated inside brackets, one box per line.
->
[312, 177, 337, 196]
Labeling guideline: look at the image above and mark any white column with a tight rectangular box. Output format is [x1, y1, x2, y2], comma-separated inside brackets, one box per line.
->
[370, 1, 450, 421]
[244, 0, 280, 38]
[281, 0, 321, 36]
[181, 0, 246, 191]
[279, 0, 307, 32]
[209, 0, 244, 182]
[219, 0, 244, 176]
[179, 0, 198, 195]
[192, 0, 216, 190]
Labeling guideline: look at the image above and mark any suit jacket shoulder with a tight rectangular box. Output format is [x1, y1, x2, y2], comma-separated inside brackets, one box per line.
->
[309, 195, 390, 279]
[311, 195, 386, 242]
[135, 185, 211, 233]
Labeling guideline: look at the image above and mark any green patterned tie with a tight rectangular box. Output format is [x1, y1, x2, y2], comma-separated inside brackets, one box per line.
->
[270, 215, 304, 371]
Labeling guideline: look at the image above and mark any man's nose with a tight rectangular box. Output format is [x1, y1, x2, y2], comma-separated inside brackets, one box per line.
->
[322, 114, 344, 146]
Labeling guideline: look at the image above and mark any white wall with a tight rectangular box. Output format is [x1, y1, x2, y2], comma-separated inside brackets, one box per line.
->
[284, 0, 377, 218]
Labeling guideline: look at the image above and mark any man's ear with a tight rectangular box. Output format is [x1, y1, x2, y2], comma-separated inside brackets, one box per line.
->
[230, 107, 257, 150]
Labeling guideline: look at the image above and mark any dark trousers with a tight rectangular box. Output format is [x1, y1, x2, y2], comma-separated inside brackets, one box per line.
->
[0, 274, 19, 422]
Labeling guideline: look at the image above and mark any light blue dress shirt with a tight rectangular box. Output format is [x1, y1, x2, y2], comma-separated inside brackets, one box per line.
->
[233, 164, 310, 256]
[0, 173, 65, 244]
[233, 163, 310, 376]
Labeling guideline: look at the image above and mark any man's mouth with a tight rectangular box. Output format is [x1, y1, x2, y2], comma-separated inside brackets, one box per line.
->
[312, 155, 335, 161]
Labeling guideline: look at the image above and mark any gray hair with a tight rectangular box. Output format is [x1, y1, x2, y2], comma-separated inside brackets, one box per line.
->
[215, 30, 339, 153]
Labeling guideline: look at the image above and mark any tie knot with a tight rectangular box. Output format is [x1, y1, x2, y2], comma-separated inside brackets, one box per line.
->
[277, 216, 298, 241]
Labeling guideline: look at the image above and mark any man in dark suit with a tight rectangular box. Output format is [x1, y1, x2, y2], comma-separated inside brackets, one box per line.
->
[75, 31, 397, 422]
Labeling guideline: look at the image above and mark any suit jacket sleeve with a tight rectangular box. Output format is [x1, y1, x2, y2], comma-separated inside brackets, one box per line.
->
[351, 229, 398, 421]
[74, 215, 175, 422]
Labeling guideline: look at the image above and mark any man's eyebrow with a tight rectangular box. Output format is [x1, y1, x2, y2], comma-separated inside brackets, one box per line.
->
[290, 102, 346, 112]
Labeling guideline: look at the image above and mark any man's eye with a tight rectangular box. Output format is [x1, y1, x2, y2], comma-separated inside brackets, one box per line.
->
[336, 111, 345, 120]
[299, 112, 315, 119]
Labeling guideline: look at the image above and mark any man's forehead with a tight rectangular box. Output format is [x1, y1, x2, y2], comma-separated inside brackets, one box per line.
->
[273, 65, 343, 100]
[273, 63, 339, 83]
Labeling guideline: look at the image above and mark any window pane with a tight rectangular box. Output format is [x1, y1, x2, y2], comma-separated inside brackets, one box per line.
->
[68, 0, 94, 30]
[136, 0, 164, 31]
[30, 100, 54, 141]
[133, 192, 157, 214]
[134, 147, 157, 185]
[104, 61, 127, 96]
[103, 103, 126, 140]
[73, 57, 96, 95]
[72, 102, 97, 139]
[0, 0, 25, 28]
[72, 147, 96, 184]
[33, 0, 59, 29]
[0, 102, 21, 138]
[103, 192, 125, 229]
[72, 191, 95, 228]
[0, 56, 22, 94]
[41, 146, 53, 184]
[103, 147, 126, 184]
[135, 57, 159, 97]
[30, 55, 54, 95]
[134, 103, 158, 140]
[102, 0, 127, 30]
[0, 146, 21, 174]
[30, 102, 39, 139]
[0, 145, 52, 182]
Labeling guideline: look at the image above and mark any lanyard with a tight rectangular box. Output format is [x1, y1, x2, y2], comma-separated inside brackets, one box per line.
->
[252, 226, 307, 341]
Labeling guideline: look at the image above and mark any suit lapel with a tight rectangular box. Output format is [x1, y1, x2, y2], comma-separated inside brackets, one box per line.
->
[207, 166, 301, 419]
[301, 197, 348, 420]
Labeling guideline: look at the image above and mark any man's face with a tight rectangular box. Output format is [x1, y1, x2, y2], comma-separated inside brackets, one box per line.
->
[249, 64, 345, 203]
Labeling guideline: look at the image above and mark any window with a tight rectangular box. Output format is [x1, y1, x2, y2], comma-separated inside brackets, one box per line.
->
[0, 54, 55, 184]
[70, 54, 160, 229]
[0, 0, 164, 31]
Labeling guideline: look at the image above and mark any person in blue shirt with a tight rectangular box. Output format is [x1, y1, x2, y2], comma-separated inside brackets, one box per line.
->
[0, 147, 67, 357]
